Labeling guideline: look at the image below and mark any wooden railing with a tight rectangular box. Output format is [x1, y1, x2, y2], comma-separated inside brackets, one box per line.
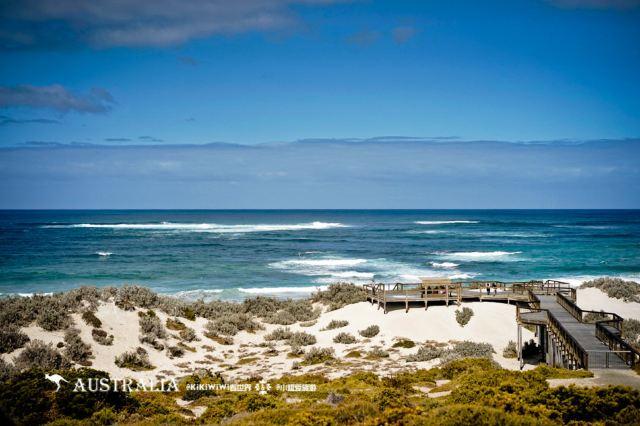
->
[556, 292, 623, 330]
[595, 322, 639, 367]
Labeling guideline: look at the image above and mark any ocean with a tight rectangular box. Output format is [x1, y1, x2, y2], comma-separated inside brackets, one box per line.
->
[1, 210, 638, 300]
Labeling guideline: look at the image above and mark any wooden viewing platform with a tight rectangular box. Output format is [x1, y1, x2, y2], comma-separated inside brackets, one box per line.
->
[364, 278, 639, 371]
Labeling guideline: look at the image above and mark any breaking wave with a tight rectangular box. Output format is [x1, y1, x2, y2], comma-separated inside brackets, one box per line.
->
[44, 221, 347, 233]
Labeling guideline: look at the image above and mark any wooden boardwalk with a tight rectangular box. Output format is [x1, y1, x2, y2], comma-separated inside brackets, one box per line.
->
[364, 279, 639, 371]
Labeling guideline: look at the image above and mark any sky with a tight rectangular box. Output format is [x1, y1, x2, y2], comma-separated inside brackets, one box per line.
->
[0, 0, 639, 208]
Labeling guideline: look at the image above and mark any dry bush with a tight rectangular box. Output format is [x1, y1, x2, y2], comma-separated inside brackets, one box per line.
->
[81, 310, 102, 328]
[205, 313, 262, 337]
[167, 345, 185, 359]
[115, 285, 159, 309]
[581, 277, 640, 302]
[440, 341, 495, 364]
[366, 347, 389, 359]
[264, 327, 293, 341]
[322, 320, 349, 330]
[622, 318, 640, 350]
[13, 340, 72, 370]
[0, 326, 30, 353]
[63, 328, 93, 365]
[166, 317, 186, 331]
[455, 307, 474, 327]
[0, 358, 17, 381]
[179, 327, 198, 342]
[91, 328, 114, 345]
[312, 283, 367, 310]
[36, 305, 72, 331]
[139, 333, 165, 351]
[302, 347, 335, 365]
[333, 332, 357, 344]
[503, 341, 518, 358]
[288, 331, 317, 347]
[138, 310, 167, 339]
[359, 325, 380, 338]
[114, 347, 154, 370]
[407, 344, 443, 362]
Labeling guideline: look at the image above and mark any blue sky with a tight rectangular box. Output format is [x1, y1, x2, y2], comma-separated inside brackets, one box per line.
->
[0, 0, 639, 208]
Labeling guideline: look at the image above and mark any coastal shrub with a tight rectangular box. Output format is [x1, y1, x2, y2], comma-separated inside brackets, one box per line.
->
[0, 358, 17, 381]
[366, 346, 389, 359]
[581, 277, 640, 302]
[440, 341, 495, 364]
[392, 338, 416, 348]
[165, 317, 186, 331]
[584, 310, 607, 323]
[622, 318, 640, 349]
[179, 327, 198, 342]
[182, 306, 196, 321]
[288, 331, 317, 347]
[139, 333, 165, 351]
[359, 324, 380, 338]
[0, 326, 30, 353]
[166, 345, 185, 359]
[138, 310, 167, 339]
[63, 328, 93, 365]
[205, 313, 262, 337]
[322, 319, 349, 330]
[0, 297, 34, 328]
[289, 345, 305, 357]
[36, 306, 72, 331]
[115, 285, 159, 309]
[114, 347, 154, 370]
[300, 320, 317, 327]
[13, 340, 72, 370]
[264, 310, 296, 325]
[333, 332, 357, 344]
[407, 344, 443, 362]
[265, 300, 320, 324]
[81, 310, 102, 328]
[302, 347, 335, 365]
[312, 283, 367, 310]
[191, 299, 243, 320]
[455, 307, 474, 327]
[91, 328, 114, 345]
[503, 341, 518, 358]
[264, 327, 293, 341]
[242, 296, 283, 318]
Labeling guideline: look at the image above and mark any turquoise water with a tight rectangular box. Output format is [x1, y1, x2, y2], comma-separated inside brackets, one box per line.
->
[0, 210, 638, 299]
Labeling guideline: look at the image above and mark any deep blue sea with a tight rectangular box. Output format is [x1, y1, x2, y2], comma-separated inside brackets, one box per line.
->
[1, 210, 639, 300]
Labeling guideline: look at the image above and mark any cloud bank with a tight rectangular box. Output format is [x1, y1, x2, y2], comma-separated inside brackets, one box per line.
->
[0, 138, 637, 208]
[0, 0, 344, 49]
[0, 85, 115, 113]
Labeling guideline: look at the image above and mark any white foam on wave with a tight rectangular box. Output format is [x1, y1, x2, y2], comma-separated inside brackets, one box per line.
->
[43, 221, 347, 233]
[170, 289, 224, 301]
[238, 286, 328, 294]
[96, 251, 112, 256]
[415, 220, 478, 225]
[430, 261, 459, 269]
[435, 251, 522, 262]
[407, 230, 445, 234]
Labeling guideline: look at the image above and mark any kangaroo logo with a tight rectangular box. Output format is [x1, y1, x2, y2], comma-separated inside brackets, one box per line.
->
[45, 373, 68, 392]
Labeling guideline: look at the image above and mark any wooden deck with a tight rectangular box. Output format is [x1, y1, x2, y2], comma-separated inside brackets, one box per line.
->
[364, 279, 639, 371]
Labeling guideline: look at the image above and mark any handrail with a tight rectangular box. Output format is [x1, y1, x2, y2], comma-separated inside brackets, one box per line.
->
[556, 292, 623, 330]
[595, 322, 639, 367]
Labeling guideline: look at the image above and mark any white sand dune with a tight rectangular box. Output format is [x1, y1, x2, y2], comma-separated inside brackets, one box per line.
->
[4, 298, 536, 382]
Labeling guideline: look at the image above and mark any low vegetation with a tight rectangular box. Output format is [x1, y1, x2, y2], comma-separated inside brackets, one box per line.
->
[503, 340, 518, 358]
[581, 277, 640, 302]
[392, 337, 416, 348]
[0, 326, 30, 353]
[63, 328, 93, 365]
[81, 310, 102, 328]
[322, 319, 349, 330]
[114, 347, 154, 371]
[408, 341, 495, 363]
[13, 340, 72, 370]
[312, 283, 367, 310]
[622, 318, 640, 350]
[302, 347, 335, 365]
[359, 324, 380, 338]
[333, 332, 357, 344]
[1, 358, 631, 425]
[91, 328, 114, 345]
[455, 307, 474, 327]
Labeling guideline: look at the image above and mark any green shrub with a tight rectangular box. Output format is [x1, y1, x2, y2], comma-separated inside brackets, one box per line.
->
[166, 345, 184, 359]
[440, 341, 494, 363]
[359, 324, 380, 338]
[36, 307, 71, 331]
[366, 347, 389, 359]
[91, 328, 114, 345]
[322, 319, 349, 330]
[182, 307, 196, 321]
[179, 327, 198, 342]
[165, 317, 186, 331]
[0, 358, 17, 381]
[288, 331, 317, 347]
[407, 344, 442, 362]
[63, 328, 93, 365]
[581, 277, 640, 302]
[312, 283, 367, 310]
[205, 313, 262, 337]
[503, 341, 518, 358]
[392, 338, 416, 348]
[81, 310, 102, 328]
[622, 318, 640, 349]
[114, 347, 154, 370]
[13, 340, 72, 370]
[264, 327, 293, 341]
[139, 333, 165, 351]
[302, 347, 335, 365]
[0, 325, 30, 353]
[242, 296, 283, 318]
[265, 300, 320, 325]
[115, 285, 159, 308]
[333, 332, 357, 344]
[138, 310, 167, 339]
[455, 307, 474, 327]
